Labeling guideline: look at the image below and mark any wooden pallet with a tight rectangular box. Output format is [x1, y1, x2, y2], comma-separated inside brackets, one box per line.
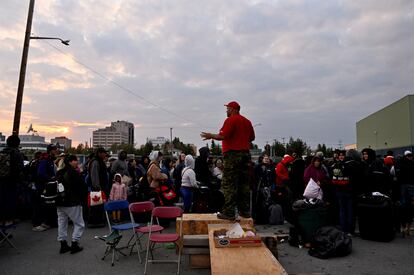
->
[178, 213, 254, 235]
[208, 224, 287, 275]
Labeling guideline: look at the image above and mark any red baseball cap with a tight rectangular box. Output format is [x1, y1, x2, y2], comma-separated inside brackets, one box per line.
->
[224, 101, 240, 110]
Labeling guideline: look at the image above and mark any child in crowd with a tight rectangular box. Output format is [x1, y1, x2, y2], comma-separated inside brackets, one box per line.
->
[109, 173, 127, 222]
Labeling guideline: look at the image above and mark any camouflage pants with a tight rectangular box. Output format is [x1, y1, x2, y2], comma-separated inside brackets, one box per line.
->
[222, 151, 251, 217]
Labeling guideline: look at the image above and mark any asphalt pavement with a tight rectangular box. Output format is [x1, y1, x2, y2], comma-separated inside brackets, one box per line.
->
[1, 221, 413, 275]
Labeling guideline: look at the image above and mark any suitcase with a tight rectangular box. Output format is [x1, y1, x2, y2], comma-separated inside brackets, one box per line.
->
[297, 207, 330, 243]
[357, 194, 395, 242]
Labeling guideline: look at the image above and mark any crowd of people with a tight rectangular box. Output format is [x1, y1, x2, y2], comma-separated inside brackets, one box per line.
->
[1, 132, 414, 254]
[253, 148, 414, 244]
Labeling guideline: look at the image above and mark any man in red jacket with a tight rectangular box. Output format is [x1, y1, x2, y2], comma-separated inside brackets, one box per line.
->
[201, 101, 255, 220]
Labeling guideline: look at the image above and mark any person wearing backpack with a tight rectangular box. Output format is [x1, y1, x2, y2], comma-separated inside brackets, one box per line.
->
[180, 155, 200, 212]
[56, 155, 86, 254]
[0, 135, 24, 227]
[34, 144, 58, 231]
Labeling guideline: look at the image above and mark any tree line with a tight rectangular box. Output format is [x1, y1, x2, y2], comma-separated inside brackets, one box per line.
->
[61, 137, 336, 158]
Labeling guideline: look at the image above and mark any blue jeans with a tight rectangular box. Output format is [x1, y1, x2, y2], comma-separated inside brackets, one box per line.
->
[336, 190, 354, 234]
[180, 187, 194, 213]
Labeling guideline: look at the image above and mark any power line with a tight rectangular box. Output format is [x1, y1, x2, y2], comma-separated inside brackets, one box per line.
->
[44, 41, 214, 130]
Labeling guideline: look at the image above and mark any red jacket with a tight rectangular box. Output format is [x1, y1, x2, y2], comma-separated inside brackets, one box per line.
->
[275, 155, 294, 186]
[219, 114, 255, 153]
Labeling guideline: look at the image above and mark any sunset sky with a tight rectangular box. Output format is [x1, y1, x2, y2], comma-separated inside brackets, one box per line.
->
[1, 0, 413, 150]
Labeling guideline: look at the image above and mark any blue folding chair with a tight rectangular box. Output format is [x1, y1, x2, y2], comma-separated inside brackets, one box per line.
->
[103, 200, 141, 262]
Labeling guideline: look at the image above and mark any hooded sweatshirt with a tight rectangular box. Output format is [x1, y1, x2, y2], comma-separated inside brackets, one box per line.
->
[181, 155, 199, 188]
[304, 157, 327, 185]
[361, 148, 389, 194]
[110, 173, 127, 201]
[147, 151, 168, 188]
[275, 155, 294, 186]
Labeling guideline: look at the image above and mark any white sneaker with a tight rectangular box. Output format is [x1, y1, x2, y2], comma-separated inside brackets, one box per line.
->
[40, 223, 51, 229]
[32, 225, 47, 232]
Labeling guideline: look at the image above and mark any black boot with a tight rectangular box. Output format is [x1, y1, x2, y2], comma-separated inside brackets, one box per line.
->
[217, 212, 235, 221]
[70, 241, 83, 254]
[59, 241, 71, 254]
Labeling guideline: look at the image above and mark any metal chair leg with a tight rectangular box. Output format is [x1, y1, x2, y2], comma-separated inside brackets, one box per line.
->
[111, 247, 115, 266]
[177, 241, 182, 275]
[144, 240, 151, 275]
[150, 242, 155, 260]
[102, 246, 109, 260]
[132, 233, 142, 263]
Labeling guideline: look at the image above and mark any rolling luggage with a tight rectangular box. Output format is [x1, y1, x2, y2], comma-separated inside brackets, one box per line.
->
[357, 193, 395, 242]
[297, 206, 330, 243]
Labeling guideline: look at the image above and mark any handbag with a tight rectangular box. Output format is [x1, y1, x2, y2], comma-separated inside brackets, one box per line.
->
[88, 191, 107, 207]
[303, 178, 323, 200]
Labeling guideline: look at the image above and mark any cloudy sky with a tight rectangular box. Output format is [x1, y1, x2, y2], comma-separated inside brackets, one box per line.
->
[1, 0, 413, 150]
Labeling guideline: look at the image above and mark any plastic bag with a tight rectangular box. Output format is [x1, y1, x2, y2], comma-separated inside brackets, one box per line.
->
[226, 223, 245, 238]
[303, 178, 323, 200]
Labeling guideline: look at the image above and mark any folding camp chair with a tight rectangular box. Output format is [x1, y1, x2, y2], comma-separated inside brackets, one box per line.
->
[144, 206, 183, 275]
[95, 230, 124, 266]
[129, 201, 164, 263]
[0, 223, 17, 250]
[104, 200, 140, 262]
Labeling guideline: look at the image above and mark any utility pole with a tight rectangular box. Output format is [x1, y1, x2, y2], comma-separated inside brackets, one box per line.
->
[170, 127, 173, 155]
[13, 0, 35, 136]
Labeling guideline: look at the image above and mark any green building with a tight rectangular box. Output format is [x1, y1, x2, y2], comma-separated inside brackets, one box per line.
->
[356, 95, 414, 157]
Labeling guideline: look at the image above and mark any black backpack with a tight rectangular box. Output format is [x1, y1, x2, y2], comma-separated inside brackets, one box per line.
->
[268, 203, 284, 225]
[41, 180, 65, 204]
[308, 226, 352, 259]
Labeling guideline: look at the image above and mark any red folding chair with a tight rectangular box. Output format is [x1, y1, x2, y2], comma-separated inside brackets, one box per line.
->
[129, 201, 164, 263]
[144, 206, 183, 275]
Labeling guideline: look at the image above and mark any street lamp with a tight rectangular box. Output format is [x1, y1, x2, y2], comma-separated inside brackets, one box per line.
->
[12, 0, 69, 136]
[30, 36, 70, 46]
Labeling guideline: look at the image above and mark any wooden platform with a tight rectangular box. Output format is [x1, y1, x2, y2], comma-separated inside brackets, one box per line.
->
[178, 213, 254, 235]
[208, 224, 287, 275]
[177, 214, 255, 269]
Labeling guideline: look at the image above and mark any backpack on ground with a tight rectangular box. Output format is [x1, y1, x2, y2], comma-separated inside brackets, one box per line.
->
[308, 226, 352, 259]
[268, 203, 284, 225]
[0, 151, 11, 178]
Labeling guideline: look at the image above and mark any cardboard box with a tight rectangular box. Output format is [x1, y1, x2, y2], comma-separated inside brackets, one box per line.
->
[213, 229, 262, 248]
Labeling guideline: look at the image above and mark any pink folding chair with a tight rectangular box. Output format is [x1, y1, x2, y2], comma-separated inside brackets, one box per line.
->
[129, 201, 164, 263]
[144, 206, 183, 275]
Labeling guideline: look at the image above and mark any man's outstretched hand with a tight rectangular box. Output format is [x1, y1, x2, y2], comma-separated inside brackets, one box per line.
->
[200, 132, 211, 140]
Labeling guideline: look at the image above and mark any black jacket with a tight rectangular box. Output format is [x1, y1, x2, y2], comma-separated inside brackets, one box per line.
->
[361, 149, 390, 195]
[57, 167, 87, 207]
[195, 147, 212, 185]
